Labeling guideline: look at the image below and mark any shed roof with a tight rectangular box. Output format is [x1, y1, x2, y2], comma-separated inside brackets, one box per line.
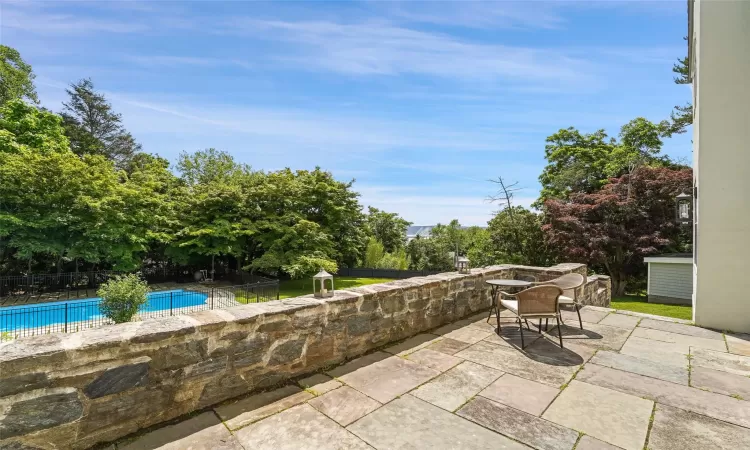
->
[644, 253, 692, 264]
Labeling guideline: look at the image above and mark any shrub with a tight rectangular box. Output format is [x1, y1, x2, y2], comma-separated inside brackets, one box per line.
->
[97, 274, 150, 323]
[375, 248, 410, 270]
[363, 237, 410, 269]
[282, 254, 338, 280]
[364, 237, 385, 268]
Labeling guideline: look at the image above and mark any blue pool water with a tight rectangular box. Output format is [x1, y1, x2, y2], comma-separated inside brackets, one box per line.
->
[0, 289, 209, 332]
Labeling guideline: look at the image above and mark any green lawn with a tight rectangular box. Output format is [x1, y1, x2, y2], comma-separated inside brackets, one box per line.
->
[233, 276, 394, 304]
[278, 276, 394, 300]
[611, 295, 693, 321]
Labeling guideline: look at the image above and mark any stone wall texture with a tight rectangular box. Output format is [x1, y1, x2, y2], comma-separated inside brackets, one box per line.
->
[0, 264, 610, 449]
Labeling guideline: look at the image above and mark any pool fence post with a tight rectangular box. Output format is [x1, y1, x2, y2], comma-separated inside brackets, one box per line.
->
[64, 303, 68, 333]
[211, 287, 214, 309]
[170, 291, 173, 316]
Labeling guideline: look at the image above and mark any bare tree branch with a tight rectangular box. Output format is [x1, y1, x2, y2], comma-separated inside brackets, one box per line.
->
[487, 177, 523, 208]
[487, 176, 524, 255]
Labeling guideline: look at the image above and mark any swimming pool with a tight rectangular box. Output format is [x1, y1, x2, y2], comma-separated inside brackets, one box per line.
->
[0, 289, 209, 333]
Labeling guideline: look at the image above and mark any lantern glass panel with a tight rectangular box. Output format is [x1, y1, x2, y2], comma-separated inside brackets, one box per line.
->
[679, 202, 690, 220]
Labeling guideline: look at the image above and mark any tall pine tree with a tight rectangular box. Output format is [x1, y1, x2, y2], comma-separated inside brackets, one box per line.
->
[61, 78, 141, 168]
[662, 38, 693, 137]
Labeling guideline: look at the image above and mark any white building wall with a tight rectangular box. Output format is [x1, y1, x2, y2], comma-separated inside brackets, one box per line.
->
[692, 0, 750, 332]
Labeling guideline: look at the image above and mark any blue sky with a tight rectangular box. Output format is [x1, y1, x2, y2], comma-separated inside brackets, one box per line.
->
[1, 0, 692, 225]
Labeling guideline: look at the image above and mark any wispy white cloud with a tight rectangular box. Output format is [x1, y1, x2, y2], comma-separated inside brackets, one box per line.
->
[219, 19, 596, 86]
[122, 55, 254, 70]
[80, 0, 173, 13]
[33, 75, 69, 90]
[1, 6, 148, 35]
[0, 0, 195, 36]
[123, 55, 222, 67]
[379, 0, 566, 30]
[6, 0, 667, 95]
[104, 93, 532, 153]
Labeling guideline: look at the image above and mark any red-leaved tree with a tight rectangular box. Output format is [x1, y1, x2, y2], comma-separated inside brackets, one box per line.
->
[543, 167, 692, 296]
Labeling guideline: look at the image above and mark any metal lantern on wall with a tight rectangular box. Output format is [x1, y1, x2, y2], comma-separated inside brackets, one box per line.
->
[313, 269, 334, 298]
[457, 256, 471, 274]
[675, 191, 693, 226]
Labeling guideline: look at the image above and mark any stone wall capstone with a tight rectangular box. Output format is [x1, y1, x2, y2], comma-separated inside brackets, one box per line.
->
[0, 264, 609, 449]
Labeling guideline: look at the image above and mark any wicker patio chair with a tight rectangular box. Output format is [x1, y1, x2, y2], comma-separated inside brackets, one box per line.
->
[537, 273, 586, 329]
[497, 285, 564, 349]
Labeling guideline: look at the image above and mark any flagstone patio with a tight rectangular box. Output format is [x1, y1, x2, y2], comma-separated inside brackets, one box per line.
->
[113, 306, 750, 450]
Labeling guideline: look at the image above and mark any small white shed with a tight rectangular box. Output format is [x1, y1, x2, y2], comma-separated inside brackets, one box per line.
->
[644, 254, 693, 305]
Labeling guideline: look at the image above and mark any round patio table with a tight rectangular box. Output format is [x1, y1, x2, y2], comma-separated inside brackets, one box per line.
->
[485, 279, 532, 325]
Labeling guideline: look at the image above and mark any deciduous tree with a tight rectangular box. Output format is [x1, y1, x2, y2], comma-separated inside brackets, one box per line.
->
[363, 237, 385, 268]
[0, 142, 162, 273]
[406, 236, 454, 271]
[362, 237, 409, 269]
[430, 220, 468, 261]
[249, 220, 337, 278]
[0, 46, 38, 105]
[486, 207, 553, 266]
[243, 167, 366, 273]
[537, 119, 682, 206]
[465, 227, 495, 268]
[543, 167, 692, 296]
[170, 149, 255, 276]
[0, 100, 69, 154]
[537, 127, 617, 206]
[365, 207, 411, 253]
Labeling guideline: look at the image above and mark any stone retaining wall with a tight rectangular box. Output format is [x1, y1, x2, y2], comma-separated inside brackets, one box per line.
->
[0, 264, 610, 449]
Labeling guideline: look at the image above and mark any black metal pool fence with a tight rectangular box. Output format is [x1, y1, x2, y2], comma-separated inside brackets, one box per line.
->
[336, 267, 442, 279]
[0, 267, 271, 298]
[0, 281, 279, 342]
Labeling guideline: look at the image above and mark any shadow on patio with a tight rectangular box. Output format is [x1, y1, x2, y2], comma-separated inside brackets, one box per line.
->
[114, 307, 750, 450]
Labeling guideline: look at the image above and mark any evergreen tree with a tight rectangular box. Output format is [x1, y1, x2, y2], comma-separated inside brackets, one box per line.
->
[61, 78, 141, 168]
[662, 41, 693, 137]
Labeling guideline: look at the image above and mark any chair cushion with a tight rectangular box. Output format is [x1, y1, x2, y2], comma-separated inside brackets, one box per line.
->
[557, 295, 575, 304]
[499, 299, 518, 312]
